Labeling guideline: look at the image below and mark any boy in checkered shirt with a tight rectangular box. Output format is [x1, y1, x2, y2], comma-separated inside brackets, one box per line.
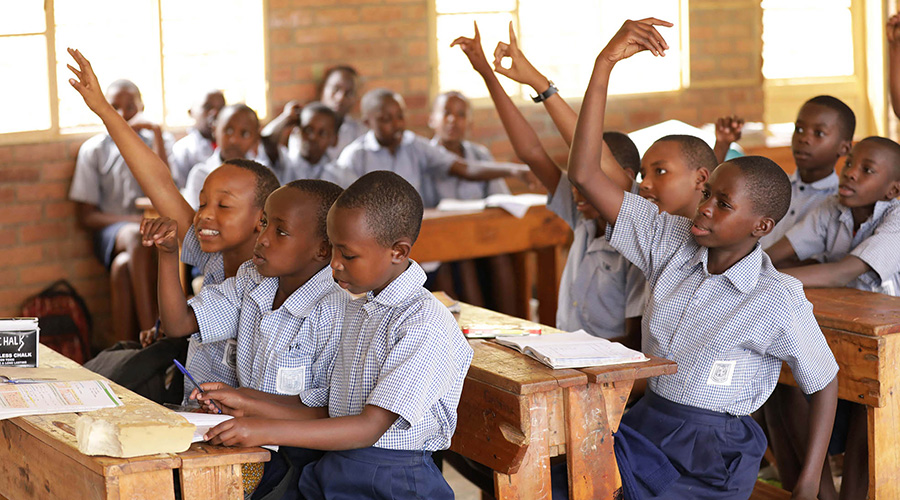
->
[196, 171, 473, 499]
[567, 19, 839, 499]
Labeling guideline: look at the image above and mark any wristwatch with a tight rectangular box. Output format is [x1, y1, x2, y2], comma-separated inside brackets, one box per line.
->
[531, 81, 559, 103]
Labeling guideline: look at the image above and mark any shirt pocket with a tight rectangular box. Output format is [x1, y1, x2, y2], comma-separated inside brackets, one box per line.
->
[272, 345, 313, 394]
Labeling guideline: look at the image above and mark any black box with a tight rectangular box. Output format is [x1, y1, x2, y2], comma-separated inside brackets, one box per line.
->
[0, 318, 40, 367]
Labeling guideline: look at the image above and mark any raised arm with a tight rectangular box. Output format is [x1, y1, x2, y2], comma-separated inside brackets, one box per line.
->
[141, 218, 199, 337]
[568, 19, 671, 224]
[888, 14, 900, 120]
[67, 48, 194, 242]
[713, 115, 743, 165]
[781, 255, 872, 288]
[260, 101, 301, 147]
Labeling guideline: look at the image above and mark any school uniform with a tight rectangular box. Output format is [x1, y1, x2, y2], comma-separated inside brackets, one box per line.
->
[608, 191, 838, 499]
[786, 196, 900, 295]
[760, 171, 838, 249]
[171, 128, 215, 189]
[69, 131, 172, 267]
[179, 224, 234, 403]
[281, 153, 333, 182]
[290, 116, 367, 163]
[428, 138, 509, 201]
[548, 176, 644, 338]
[297, 261, 473, 499]
[181, 145, 286, 209]
[329, 130, 459, 207]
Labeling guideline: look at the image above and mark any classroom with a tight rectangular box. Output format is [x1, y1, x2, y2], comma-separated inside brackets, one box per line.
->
[2, 0, 900, 499]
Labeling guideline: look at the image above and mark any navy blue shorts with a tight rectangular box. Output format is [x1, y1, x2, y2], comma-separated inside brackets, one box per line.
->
[621, 391, 767, 499]
[92, 221, 130, 269]
[298, 447, 453, 500]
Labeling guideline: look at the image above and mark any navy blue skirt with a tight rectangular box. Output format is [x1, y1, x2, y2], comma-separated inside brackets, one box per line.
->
[620, 391, 767, 500]
[298, 447, 453, 500]
[92, 221, 130, 269]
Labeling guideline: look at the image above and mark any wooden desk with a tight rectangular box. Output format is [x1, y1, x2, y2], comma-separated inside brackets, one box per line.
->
[412, 206, 571, 326]
[0, 346, 269, 500]
[778, 288, 900, 499]
[450, 303, 677, 499]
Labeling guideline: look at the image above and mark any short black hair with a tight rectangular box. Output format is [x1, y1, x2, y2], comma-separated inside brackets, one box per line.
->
[856, 136, 900, 178]
[284, 179, 343, 240]
[654, 135, 718, 171]
[106, 79, 141, 99]
[333, 171, 423, 247]
[804, 95, 855, 141]
[221, 158, 280, 209]
[603, 131, 640, 175]
[726, 156, 791, 223]
[301, 101, 339, 133]
[360, 88, 404, 117]
[217, 103, 260, 132]
[320, 65, 360, 93]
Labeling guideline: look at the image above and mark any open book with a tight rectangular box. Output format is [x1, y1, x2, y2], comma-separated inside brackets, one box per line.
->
[495, 330, 648, 369]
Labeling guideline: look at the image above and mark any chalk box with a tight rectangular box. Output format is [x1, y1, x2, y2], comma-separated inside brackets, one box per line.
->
[0, 318, 40, 367]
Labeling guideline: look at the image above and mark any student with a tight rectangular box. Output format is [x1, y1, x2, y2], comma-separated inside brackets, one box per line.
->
[144, 179, 347, 499]
[453, 25, 643, 343]
[765, 136, 900, 499]
[68, 75, 173, 342]
[67, 48, 279, 402]
[171, 89, 226, 189]
[567, 19, 838, 499]
[193, 171, 473, 499]
[331, 88, 520, 207]
[264, 101, 339, 181]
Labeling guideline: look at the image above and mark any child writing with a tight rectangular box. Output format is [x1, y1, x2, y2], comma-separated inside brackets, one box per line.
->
[67, 48, 280, 402]
[194, 171, 473, 499]
[68, 75, 173, 343]
[765, 136, 900, 499]
[568, 19, 838, 499]
[330, 88, 522, 207]
[171, 89, 226, 189]
[263, 101, 339, 181]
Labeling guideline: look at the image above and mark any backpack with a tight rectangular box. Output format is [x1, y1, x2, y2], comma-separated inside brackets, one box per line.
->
[20, 280, 92, 363]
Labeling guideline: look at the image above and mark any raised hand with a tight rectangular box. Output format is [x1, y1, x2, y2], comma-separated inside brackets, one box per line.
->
[888, 13, 900, 45]
[492, 21, 547, 90]
[715, 116, 744, 144]
[450, 21, 493, 76]
[599, 18, 672, 65]
[140, 217, 178, 254]
[66, 48, 112, 117]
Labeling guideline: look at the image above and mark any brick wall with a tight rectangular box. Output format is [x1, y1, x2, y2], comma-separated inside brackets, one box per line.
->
[0, 0, 763, 350]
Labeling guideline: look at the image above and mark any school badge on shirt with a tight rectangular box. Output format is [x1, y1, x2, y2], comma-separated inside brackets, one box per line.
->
[707, 360, 737, 386]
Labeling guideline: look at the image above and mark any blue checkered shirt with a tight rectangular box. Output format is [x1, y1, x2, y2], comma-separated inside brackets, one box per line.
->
[301, 261, 473, 451]
[180, 225, 235, 402]
[608, 192, 838, 415]
[189, 263, 348, 397]
[786, 196, 900, 296]
[549, 176, 645, 338]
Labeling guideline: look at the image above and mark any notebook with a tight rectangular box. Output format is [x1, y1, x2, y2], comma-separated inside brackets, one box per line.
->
[494, 329, 648, 369]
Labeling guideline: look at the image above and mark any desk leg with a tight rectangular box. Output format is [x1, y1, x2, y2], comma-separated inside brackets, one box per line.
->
[111, 469, 177, 500]
[535, 246, 561, 328]
[179, 463, 244, 500]
[564, 381, 632, 500]
[494, 391, 553, 500]
[869, 336, 900, 499]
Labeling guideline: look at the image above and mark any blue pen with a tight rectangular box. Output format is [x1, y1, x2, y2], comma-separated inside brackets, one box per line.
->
[173, 359, 222, 414]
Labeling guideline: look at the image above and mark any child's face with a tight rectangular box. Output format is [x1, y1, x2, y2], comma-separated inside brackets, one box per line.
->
[300, 111, 338, 164]
[791, 103, 849, 175]
[429, 95, 469, 144]
[322, 70, 357, 117]
[216, 110, 259, 161]
[691, 163, 767, 249]
[838, 141, 900, 208]
[194, 165, 263, 254]
[191, 91, 225, 139]
[327, 206, 401, 295]
[107, 87, 143, 122]
[639, 141, 706, 218]
[365, 97, 406, 150]
[253, 187, 327, 278]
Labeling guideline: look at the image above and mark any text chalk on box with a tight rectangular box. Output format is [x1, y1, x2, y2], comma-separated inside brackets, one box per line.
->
[0, 318, 40, 367]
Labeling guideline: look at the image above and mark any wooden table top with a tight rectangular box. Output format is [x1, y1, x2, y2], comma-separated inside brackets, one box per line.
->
[806, 288, 900, 336]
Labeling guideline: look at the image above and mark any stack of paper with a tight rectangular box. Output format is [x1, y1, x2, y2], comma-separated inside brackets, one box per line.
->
[0, 380, 122, 420]
[437, 193, 548, 218]
[176, 411, 279, 451]
[495, 330, 648, 369]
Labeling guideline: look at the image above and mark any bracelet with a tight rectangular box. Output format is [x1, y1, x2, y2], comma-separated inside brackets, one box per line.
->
[531, 81, 559, 103]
